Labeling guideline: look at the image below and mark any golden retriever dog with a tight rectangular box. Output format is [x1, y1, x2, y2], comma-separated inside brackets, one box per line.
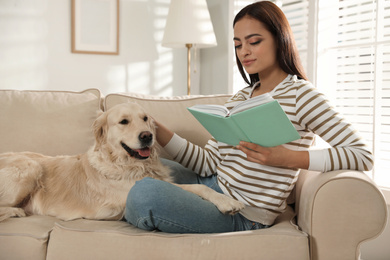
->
[0, 103, 244, 222]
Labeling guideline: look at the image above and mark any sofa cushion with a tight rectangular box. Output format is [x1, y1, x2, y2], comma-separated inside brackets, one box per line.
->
[46, 206, 309, 260]
[0, 89, 101, 156]
[0, 215, 58, 260]
[104, 93, 231, 157]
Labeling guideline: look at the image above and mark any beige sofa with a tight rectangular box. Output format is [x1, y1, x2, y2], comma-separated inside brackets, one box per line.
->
[0, 89, 387, 260]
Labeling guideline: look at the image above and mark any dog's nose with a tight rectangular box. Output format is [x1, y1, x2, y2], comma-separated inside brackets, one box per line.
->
[139, 131, 153, 144]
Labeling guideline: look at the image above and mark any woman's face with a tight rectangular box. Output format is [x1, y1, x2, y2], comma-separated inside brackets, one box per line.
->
[234, 17, 279, 77]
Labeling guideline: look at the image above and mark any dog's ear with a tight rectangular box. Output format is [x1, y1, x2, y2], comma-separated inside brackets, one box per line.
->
[148, 115, 157, 132]
[93, 111, 108, 150]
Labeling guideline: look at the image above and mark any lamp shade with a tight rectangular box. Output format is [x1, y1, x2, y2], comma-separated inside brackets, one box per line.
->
[162, 0, 217, 48]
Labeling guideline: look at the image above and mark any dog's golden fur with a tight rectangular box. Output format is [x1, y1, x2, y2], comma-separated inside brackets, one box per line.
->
[0, 103, 244, 222]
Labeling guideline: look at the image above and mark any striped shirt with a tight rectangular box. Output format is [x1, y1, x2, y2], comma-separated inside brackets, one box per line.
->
[164, 75, 374, 225]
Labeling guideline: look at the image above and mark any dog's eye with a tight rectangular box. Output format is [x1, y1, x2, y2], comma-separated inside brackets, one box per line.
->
[119, 119, 129, 125]
[143, 116, 148, 122]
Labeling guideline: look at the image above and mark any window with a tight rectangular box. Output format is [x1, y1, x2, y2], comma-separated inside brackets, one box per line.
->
[232, 0, 390, 189]
[317, 0, 390, 189]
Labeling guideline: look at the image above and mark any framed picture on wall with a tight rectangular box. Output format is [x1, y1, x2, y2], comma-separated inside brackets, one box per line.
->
[71, 0, 119, 55]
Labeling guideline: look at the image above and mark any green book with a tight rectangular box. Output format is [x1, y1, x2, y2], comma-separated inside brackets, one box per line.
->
[187, 94, 300, 147]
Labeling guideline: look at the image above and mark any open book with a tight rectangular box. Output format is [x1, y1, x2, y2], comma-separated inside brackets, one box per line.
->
[187, 93, 300, 147]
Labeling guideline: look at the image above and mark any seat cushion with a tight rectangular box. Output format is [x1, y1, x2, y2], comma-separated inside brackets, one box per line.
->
[0, 89, 101, 156]
[45, 206, 309, 260]
[0, 215, 58, 260]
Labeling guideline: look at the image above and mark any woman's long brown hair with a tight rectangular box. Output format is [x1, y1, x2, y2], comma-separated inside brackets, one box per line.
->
[233, 1, 308, 86]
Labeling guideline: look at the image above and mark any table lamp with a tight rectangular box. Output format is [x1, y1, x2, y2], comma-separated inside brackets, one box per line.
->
[162, 0, 217, 95]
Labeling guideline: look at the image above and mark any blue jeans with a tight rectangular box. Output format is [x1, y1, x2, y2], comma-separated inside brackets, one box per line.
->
[124, 159, 269, 233]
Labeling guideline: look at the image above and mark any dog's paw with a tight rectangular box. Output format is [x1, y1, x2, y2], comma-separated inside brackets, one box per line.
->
[213, 194, 245, 215]
[11, 208, 26, 218]
[0, 207, 26, 222]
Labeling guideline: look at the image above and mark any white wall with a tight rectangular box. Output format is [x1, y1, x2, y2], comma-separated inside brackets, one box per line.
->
[199, 0, 232, 95]
[0, 0, 230, 96]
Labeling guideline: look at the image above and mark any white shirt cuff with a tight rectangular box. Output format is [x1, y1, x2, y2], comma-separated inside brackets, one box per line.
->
[163, 133, 187, 158]
[308, 149, 326, 172]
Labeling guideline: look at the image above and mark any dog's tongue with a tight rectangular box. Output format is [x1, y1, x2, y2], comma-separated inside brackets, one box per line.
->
[136, 147, 151, 157]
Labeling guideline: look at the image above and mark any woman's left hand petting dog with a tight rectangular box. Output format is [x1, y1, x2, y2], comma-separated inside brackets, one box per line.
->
[0, 102, 244, 222]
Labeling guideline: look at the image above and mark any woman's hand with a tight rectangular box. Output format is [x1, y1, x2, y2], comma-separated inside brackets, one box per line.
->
[153, 119, 174, 147]
[236, 141, 309, 169]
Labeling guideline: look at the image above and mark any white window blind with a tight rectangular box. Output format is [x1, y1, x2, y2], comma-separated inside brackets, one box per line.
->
[279, 0, 309, 71]
[317, 0, 390, 188]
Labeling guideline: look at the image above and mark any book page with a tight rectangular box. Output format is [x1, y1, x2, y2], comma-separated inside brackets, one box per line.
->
[229, 93, 273, 115]
[187, 104, 229, 117]
[188, 93, 273, 118]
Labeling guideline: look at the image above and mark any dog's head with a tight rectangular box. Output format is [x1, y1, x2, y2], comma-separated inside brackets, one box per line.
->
[93, 103, 157, 161]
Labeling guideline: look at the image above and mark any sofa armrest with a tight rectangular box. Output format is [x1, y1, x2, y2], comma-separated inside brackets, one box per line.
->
[295, 170, 388, 260]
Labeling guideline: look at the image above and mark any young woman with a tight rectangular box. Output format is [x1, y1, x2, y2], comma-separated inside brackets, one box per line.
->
[124, 1, 373, 233]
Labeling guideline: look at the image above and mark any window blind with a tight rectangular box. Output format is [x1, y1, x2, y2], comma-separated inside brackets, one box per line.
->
[278, 0, 309, 71]
[317, 0, 390, 188]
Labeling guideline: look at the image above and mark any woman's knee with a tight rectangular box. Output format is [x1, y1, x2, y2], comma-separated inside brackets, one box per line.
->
[125, 177, 180, 215]
[125, 178, 160, 225]
[124, 177, 180, 229]
[127, 177, 164, 208]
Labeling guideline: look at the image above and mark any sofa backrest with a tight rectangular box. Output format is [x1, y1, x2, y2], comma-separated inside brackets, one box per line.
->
[0, 89, 230, 157]
[0, 89, 102, 156]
